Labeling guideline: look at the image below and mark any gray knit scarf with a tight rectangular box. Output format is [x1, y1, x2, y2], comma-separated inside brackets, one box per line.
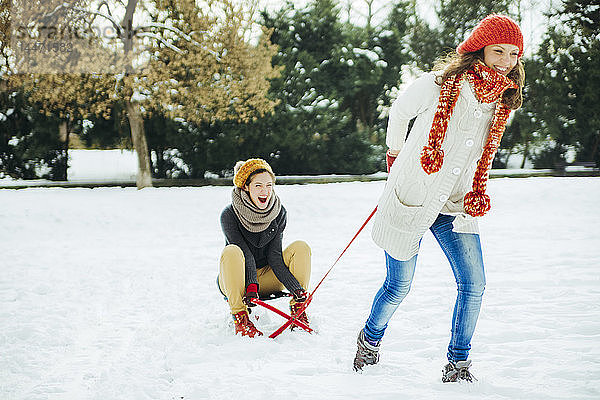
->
[231, 187, 282, 233]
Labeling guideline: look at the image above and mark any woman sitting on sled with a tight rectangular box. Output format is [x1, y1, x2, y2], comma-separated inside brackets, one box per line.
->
[218, 158, 311, 337]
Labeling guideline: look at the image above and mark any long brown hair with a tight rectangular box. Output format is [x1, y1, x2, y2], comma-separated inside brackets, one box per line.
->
[432, 49, 525, 110]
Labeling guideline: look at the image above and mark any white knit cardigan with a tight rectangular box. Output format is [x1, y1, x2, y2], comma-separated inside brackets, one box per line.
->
[372, 72, 498, 261]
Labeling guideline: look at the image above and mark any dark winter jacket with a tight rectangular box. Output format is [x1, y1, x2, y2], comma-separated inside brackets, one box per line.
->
[220, 204, 302, 293]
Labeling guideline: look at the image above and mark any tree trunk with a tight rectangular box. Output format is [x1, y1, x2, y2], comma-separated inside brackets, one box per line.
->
[155, 148, 167, 178]
[125, 99, 152, 189]
[504, 148, 512, 168]
[520, 141, 529, 169]
[121, 0, 139, 59]
[59, 120, 70, 180]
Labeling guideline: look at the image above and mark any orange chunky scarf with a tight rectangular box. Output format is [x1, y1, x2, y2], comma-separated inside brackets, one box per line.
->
[420, 62, 518, 217]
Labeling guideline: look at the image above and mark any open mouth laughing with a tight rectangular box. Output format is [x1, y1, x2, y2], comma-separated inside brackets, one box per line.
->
[258, 195, 268, 204]
[494, 65, 510, 74]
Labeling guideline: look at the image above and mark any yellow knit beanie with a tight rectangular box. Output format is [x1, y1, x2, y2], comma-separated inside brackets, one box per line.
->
[232, 158, 275, 188]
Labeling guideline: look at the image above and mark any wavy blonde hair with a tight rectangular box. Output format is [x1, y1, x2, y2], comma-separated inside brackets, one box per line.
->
[433, 49, 525, 110]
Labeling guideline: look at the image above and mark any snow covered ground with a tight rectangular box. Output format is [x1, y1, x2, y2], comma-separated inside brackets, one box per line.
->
[1, 177, 599, 400]
[67, 150, 138, 181]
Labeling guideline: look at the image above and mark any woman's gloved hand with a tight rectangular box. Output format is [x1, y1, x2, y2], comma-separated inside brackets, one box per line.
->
[386, 150, 398, 172]
[292, 289, 308, 303]
[243, 283, 259, 307]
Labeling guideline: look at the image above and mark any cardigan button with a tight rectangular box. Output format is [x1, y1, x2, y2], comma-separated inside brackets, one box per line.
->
[465, 139, 474, 147]
[452, 167, 461, 175]
[439, 194, 449, 202]
[474, 108, 482, 118]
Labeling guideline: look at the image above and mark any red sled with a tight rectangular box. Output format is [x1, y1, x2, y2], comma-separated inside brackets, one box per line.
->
[250, 297, 312, 337]
[250, 206, 377, 339]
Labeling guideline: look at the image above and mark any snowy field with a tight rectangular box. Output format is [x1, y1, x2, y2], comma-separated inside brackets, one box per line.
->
[1, 177, 599, 400]
[67, 150, 137, 181]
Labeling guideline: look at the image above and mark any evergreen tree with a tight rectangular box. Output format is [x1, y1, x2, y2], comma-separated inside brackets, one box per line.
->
[262, 0, 383, 174]
[179, 0, 382, 177]
[185, 0, 417, 176]
[0, 88, 34, 178]
[561, 0, 600, 165]
[519, 0, 599, 168]
[0, 87, 66, 180]
[12, 73, 115, 179]
[79, 103, 131, 150]
[367, 0, 414, 145]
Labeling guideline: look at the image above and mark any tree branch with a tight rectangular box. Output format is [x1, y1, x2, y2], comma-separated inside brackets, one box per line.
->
[136, 32, 183, 53]
[70, 6, 122, 33]
[121, 0, 139, 55]
[136, 23, 206, 46]
[97, 1, 114, 18]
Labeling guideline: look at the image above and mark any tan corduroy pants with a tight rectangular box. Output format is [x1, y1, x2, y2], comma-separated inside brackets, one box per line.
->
[218, 240, 311, 314]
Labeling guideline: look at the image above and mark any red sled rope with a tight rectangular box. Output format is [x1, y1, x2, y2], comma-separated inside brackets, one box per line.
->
[252, 206, 378, 339]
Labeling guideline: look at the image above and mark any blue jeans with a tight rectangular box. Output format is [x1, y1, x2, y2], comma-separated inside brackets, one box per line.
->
[363, 214, 486, 362]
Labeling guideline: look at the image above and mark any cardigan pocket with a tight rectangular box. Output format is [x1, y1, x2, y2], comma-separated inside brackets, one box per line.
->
[386, 187, 424, 231]
[395, 178, 427, 207]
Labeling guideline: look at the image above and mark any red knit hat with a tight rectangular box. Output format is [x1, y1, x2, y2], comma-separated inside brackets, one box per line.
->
[457, 14, 523, 57]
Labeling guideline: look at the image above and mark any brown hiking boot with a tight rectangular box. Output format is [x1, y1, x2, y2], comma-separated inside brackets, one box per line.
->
[353, 329, 380, 371]
[289, 302, 310, 331]
[442, 360, 477, 382]
[233, 311, 263, 338]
